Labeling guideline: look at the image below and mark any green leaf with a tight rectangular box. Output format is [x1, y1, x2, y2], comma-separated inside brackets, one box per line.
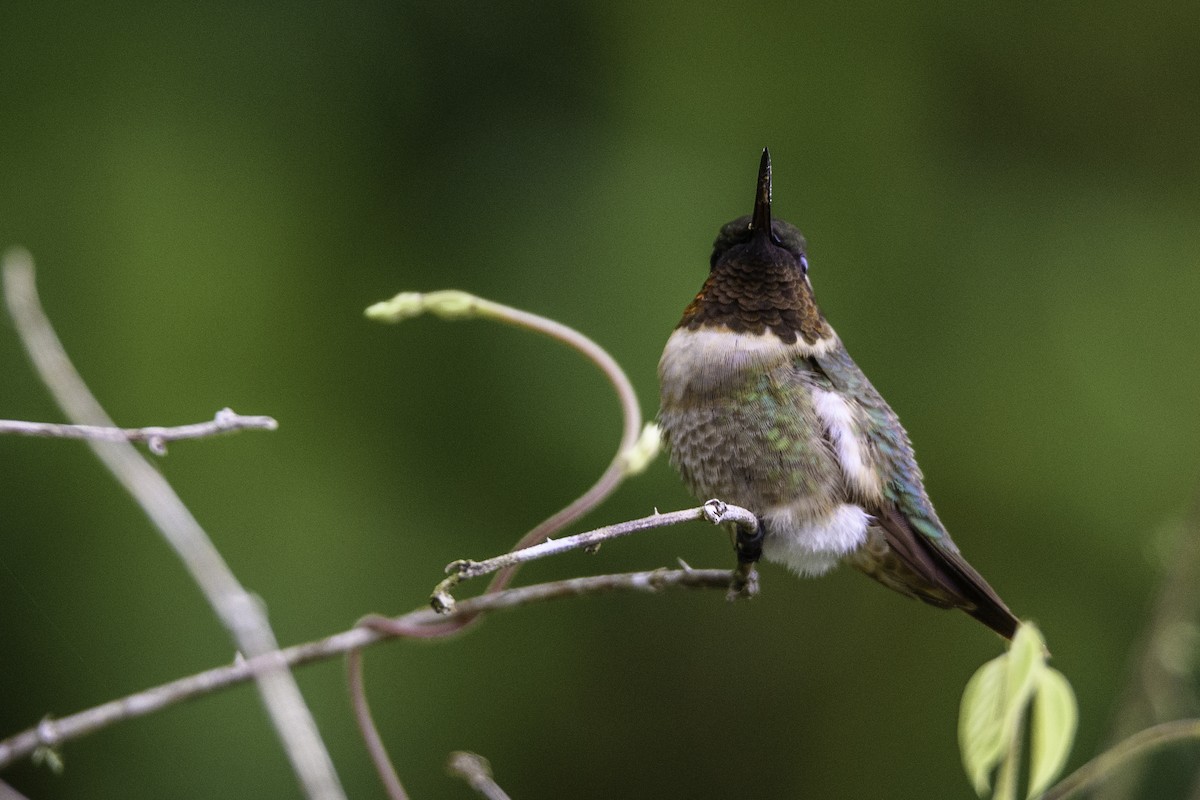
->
[960, 655, 1008, 795]
[1027, 668, 1078, 798]
[1003, 623, 1045, 740]
[32, 744, 64, 774]
[959, 623, 1072, 798]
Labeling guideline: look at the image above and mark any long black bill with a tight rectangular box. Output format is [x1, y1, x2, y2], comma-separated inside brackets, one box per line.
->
[750, 147, 772, 235]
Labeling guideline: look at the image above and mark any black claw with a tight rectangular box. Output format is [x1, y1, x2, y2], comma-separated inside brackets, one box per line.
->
[735, 518, 765, 565]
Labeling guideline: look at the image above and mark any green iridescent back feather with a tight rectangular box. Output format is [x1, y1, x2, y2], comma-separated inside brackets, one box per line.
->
[805, 343, 957, 553]
[806, 342, 1019, 638]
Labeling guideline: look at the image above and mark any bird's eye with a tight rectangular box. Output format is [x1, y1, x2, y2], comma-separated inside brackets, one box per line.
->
[800, 256, 809, 275]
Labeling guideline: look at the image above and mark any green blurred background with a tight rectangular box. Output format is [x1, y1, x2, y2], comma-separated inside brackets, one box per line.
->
[3, 2, 1200, 798]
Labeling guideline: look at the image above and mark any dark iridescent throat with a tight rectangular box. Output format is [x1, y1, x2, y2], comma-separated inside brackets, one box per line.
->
[677, 150, 829, 345]
[677, 238, 828, 345]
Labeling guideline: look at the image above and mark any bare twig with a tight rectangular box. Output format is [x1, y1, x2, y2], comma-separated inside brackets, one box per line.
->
[1041, 719, 1200, 800]
[447, 752, 512, 800]
[0, 779, 31, 800]
[1093, 491, 1200, 800]
[347, 650, 409, 800]
[0, 408, 278, 455]
[360, 291, 729, 795]
[0, 567, 736, 770]
[367, 291, 653, 628]
[347, 567, 734, 799]
[1, 249, 344, 800]
[431, 499, 759, 612]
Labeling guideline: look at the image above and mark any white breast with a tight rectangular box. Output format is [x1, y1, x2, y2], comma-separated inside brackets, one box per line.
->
[658, 326, 839, 404]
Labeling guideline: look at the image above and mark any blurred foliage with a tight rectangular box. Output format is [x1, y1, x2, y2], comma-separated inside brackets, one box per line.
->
[2, 2, 1200, 798]
[959, 623, 1077, 799]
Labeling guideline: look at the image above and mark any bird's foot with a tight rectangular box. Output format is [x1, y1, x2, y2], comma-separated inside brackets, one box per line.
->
[727, 562, 759, 602]
[734, 517, 765, 565]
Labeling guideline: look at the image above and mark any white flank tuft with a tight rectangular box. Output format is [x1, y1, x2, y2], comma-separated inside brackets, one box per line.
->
[761, 503, 871, 576]
[812, 388, 881, 498]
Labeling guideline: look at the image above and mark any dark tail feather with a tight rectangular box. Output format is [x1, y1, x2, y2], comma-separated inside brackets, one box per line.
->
[961, 587, 1020, 640]
[871, 506, 1020, 640]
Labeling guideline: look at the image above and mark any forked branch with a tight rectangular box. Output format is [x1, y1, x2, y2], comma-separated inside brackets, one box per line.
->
[2, 248, 342, 800]
[430, 499, 759, 611]
[0, 565, 737, 771]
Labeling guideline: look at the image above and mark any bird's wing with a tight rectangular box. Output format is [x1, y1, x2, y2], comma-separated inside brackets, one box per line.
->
[807, 345, 1019, 639]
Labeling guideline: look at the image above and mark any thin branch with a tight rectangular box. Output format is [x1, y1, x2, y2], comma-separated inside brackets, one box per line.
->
[447, 752, 512, 800]
[347, 568, 734, 799]
[364, 294, 743, 796]
[0, 566, 736, 770]
[430, 499, 759, 611]
[364, 499, 754, 798]
[1041, 718, 1200, 800]
[0, 779, 32, 800]
[0, 408, 278, 455]
[1094, 490, 1200, 800]
[367, 291, 651, 633]
[1, 249, 344, 800]
[347, 650, 409, 800]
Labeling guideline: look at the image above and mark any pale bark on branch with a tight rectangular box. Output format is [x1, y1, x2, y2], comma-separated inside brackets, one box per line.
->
[0, 565, 736, 770]
[2, 249, 344, 800]
[0, 409, 277, 454]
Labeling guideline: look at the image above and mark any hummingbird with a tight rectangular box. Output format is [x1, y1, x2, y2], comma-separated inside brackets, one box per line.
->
[657, 149, 1019, 639]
